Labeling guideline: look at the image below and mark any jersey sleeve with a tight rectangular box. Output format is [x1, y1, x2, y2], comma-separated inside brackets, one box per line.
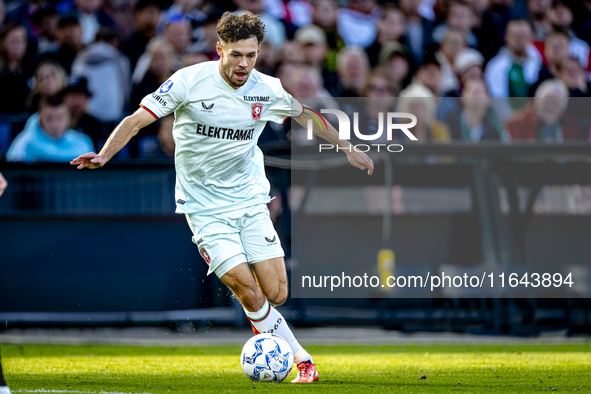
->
[139, 71, 187, 119]
[264, 83, 304, 124]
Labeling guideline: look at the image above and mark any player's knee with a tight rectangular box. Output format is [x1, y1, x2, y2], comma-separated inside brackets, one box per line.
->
[239, 286, 266, 311]
[267, 287, 288, 306]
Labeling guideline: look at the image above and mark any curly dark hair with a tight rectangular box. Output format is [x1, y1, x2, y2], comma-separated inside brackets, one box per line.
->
[216, 11, 266, 45]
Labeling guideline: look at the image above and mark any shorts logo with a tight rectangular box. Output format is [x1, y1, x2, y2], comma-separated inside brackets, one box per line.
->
[199, 247, 211, 266]
[176, 199, 186, 205]
[197, 237, 203, 246]
[160, 80, 173, 93]
[251, 103, 263, 120]
[265, 235, 277, 245]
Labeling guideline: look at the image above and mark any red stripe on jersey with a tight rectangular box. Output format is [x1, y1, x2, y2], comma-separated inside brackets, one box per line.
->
[140, 104, 159, 119]
[281, 104, 305, 125]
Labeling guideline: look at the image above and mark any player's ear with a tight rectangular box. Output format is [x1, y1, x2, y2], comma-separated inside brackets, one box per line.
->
[216, 41, 222, 57]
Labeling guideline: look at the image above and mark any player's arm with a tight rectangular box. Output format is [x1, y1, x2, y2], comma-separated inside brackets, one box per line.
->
[70, 108, 156, 169]
[292, 103, 374, 175]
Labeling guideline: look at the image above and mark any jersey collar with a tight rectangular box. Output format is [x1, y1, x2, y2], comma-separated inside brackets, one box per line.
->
[215, 60, 251, 94]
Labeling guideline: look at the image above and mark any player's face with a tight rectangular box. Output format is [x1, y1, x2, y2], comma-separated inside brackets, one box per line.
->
[217, 37, 259, 89]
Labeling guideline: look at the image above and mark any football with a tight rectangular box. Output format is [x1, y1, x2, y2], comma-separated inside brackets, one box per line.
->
[240, 333, 294, 382]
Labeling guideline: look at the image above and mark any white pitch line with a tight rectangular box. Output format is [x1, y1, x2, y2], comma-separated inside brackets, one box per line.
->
[14, 390, 152, 394]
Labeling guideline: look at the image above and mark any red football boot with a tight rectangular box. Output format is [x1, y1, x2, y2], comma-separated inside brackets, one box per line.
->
[291, 360, 319, 383]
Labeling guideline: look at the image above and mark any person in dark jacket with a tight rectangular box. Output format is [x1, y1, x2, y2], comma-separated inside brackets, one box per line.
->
[0, 23, 33, 114]
[62, 75, 105, 150]
[119, 0, 163, 71]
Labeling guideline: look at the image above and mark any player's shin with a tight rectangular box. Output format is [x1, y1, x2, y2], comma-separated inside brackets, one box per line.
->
[243, 300, 313, 364]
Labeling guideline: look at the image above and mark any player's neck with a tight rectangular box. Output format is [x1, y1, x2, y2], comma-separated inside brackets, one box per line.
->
[218, 62, 240, 90]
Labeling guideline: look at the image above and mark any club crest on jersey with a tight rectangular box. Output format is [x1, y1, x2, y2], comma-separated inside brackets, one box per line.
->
[160, 80, 173, 93]
[199, 247, 211, 266]
[251, 103, 263, 120]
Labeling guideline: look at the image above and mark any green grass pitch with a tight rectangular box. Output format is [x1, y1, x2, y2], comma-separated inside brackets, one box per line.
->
[2, 343, 590, 393]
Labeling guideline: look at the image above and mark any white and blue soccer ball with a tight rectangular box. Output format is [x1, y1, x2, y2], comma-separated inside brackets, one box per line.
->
[240, 333, 294, 382]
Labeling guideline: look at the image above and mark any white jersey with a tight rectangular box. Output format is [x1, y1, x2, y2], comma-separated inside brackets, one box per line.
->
[140, 60, 302, 216]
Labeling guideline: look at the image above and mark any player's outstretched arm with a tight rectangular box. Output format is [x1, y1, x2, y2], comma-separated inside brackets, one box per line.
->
[293, 103, 374, 175]
[70, 108, 157, 169]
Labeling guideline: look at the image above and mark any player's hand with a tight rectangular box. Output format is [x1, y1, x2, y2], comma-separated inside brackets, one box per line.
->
[70, 152, 107, 170]
[346, 150, 374, 175]
[0, 172, 7, 197]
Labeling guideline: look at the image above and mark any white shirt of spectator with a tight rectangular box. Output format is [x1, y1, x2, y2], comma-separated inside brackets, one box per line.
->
[140, 60, 302, 216]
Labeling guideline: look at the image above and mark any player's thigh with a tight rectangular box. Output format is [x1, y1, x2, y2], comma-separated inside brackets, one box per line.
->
[240, 204, 284, 265]
[184, 213, 245, 277]
[250, 256, 288, 304]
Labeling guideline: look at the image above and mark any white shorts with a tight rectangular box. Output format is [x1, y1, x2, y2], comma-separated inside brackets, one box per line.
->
[184, 203, 284, 279]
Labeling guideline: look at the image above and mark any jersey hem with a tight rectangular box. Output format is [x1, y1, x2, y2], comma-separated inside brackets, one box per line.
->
[281, 104, 305, 125]
[175, 196, 272, 216]
[140, 104, 159, 119]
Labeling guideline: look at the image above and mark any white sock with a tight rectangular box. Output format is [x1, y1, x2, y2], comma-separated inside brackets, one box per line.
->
[0, 386, 11, 394]
[244, 300, 313, 364]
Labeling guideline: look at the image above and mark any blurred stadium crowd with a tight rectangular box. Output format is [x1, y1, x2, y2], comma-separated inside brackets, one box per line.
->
[0, 0, 591, 161]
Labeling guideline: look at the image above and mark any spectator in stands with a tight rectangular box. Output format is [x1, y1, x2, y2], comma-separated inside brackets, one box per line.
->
[477, 0, 515, 62]
[335, 46, 369, 97]
[413, 53, 442, 96]
[5, 0, 51, 39]
[529, 28, 570, 95]
[313, 0, 345, 75]
[445, 48, 484, 97]
[131, 37, 175, 110]
[397, 83, 451, 142]
[26, 60, 67, 112]
[39, 16, 84, 73]
[432, 0, 478, 47]
[351, 68, 397, 142]
[435, 28, 467, 94]
[484, 19, 541, 121]
[442, 77, 510, 142]
[0, 23, 32, 113]
[164, 17, 192, 70]
[295, 25, 327, 70]
[546, 0, 590, 69]
[557, 56, 591, 97]
[157, 0, 206, 35]
[234, 0, 286, 48]
[294, 25, 336, 94]
[506, 79, 579, 141]
[62, 75, 105, 150]
[399, 0, 434, 65]
[572, 0, 591, 45]
[255, 40, 277, 76]
[275, 61, 300, 95]
[103, 0, 136, 40]
[337, 0, 380, 49]
[378, 42, 413, 95]
[289, 66, 338, 113]
[119, 0, 163, 71]
[528, 0, 552, 41]
[188, 13, 221, 60]
[71, 27, 130, 122]
[365, 5, 407, 68]
[6, 94, 94, 162]
[70, 0, 117, 45]
[181, 51, 208, 68]
[35, 6, 60, 54]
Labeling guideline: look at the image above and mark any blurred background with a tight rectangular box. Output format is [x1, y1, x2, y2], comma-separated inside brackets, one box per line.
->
[0, 0, 591, 339]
